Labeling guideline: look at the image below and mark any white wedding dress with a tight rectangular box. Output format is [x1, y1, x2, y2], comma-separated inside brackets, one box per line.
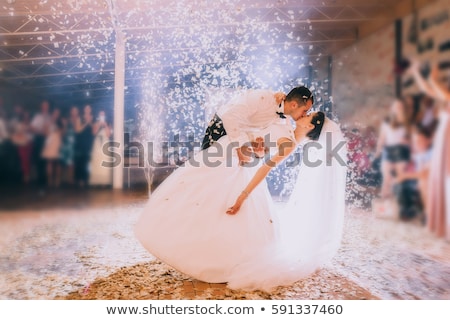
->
[134, 118, 347, 291]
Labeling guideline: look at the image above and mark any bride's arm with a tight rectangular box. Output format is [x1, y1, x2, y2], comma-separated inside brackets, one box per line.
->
[408, 60, 450, 102]
[226, 137, 296, 215]
[428, 65, 450, 102]
[408, 60, 435, 98]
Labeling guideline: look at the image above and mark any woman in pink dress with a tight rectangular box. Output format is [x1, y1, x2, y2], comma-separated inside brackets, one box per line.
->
[408, 60, 450, 241]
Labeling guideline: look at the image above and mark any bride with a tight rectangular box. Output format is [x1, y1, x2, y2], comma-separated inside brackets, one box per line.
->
[134, 111, 347, 291]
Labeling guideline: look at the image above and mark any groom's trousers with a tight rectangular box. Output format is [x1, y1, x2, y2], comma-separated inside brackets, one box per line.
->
[201, 113, 227, 150]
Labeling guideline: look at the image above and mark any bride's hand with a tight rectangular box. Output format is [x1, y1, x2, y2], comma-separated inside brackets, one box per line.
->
[274, 92, 286, 105]
[407, 57, 421, 74]
[226, 192, 248, 215]
[226, 204, 241, 215]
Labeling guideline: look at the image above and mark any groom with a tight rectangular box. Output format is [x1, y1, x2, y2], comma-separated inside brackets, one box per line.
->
[201, 86, 314, 162]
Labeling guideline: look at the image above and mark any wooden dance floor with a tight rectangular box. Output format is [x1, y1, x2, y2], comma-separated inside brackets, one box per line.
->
[0, 185, 449, 300]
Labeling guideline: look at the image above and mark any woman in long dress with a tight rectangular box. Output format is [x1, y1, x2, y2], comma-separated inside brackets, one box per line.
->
[89, 110, 112, 187]
[408, 60, 450, 241]
[41, 109, 63, 187]
[134, 111, 347, 291]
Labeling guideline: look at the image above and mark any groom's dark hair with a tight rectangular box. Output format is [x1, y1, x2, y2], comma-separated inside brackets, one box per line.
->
[285, 86, 314, 106]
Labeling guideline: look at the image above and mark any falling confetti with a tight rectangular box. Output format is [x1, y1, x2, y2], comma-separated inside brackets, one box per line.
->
[0, 0, 378, 202]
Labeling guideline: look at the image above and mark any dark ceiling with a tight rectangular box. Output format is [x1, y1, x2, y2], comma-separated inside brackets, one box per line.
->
[0, 0, 430, 111]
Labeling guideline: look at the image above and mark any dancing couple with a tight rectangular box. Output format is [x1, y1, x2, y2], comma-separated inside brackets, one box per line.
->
[135, 86, 348, 291]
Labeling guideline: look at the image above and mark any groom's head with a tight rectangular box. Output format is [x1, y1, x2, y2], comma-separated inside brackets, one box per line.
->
[283, 86, 314, 121]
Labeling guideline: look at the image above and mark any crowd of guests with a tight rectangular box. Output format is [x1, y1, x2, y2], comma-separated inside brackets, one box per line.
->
[374, 94, 437, 221]
[0, 98, 113, 190]
[346, 59, 449, 242]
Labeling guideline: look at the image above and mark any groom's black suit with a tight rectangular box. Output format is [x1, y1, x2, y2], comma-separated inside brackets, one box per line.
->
[201, 106, 285, 150]
[201, 113, 228, 150]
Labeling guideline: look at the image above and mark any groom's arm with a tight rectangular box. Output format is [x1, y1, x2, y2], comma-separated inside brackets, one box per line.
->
[219, 90, 275, 146]
[219, 101, 255, 163]
[219, 101, 257, 147]
[219, 90, 277, 163]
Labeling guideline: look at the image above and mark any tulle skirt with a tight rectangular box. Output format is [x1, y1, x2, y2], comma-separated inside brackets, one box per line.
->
[135, 119, 347, 291]
[135, 136, 279, 284]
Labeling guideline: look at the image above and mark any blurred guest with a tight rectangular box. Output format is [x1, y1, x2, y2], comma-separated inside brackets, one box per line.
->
[0, 104, 8, 144]
[60, 106, 80, 186]
[403, 94, 416, 124]
[408, 60, 450, 241]
[375, 99, 412, 198]
[358, 126, 382, 188]
[30, 100, 52, 187]
[0, 101, 9, 183]
[74, 105, 95, 188]
[395, 124, 433, 223]
[8, 103, 25, 134]
[11, 119, 33, 185]
[347, 128, 371, 182]
[345, 127, 375, 208]
[89, 110, 112, 187]
[347, 128, 364, 174]
[415, 95, 439, 138]
[41, 108, 63, 188]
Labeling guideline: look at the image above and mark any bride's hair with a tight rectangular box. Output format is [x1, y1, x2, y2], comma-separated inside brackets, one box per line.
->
[306, 111, 325, 141]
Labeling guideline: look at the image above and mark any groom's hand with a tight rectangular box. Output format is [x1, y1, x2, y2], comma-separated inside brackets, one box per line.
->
[251, 137, 266, 158]
[236, 145, 253, 164]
